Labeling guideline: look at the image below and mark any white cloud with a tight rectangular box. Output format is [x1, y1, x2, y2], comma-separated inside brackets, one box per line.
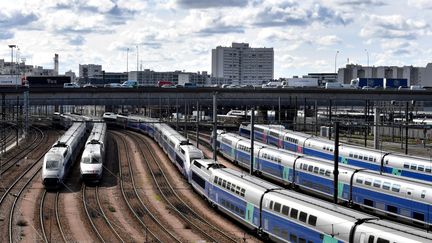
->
[0, 0, 431, 78]
[360, 14, 429, 40]
[408, 0, 432, 9]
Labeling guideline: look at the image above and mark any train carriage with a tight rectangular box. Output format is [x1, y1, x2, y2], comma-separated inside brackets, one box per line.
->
[190, 160, 432, 243]
[219, 131, 432, 228]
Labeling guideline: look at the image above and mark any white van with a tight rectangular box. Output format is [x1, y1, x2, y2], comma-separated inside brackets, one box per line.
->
[64, 83, 80, 88]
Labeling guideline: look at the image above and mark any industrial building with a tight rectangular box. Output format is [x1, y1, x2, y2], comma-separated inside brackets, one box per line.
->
[128, 69, 209, 86]
[338, 63, 432, 87]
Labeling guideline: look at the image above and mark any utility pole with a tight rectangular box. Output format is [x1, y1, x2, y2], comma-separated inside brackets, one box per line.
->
[405, 101, 409, 155]
[212, 92, 217, 161]
[196, 100, 200, 149]
[250, 107, 255, 175]
[333, 122, 340, 204]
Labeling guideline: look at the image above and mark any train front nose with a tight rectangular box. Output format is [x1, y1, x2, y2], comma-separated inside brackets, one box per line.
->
[43, 177, 60, 188]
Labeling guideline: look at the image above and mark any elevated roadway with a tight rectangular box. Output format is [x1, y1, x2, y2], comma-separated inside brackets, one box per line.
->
[1, 87, 431, 107]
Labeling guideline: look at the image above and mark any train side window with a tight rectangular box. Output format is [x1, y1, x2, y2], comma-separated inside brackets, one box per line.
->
[359, 155, 363, 160]
[403, 163, 409, 169]
[364, 178, 372, 186]
[373, 180, 381, 188]
[368, 235, 375, 243]
[218, 178, 222, 185]
[308, 215, 317, 226]
[269, 201, 273, 210]
[354, 154, 358, 159]
[377, 238, 390, 243]
[302, 164, 308, 170]
[391, 184, 400, 193]
[299, 212, 307, 222]
[299, 238, 306, 243]
[214, 176, 218, 183]
[240, 189, 245, 197]
[227, 182, 231, 190]
[374, 158, 377, 162]
[349, 152, 353, 158]
[410, 164, 417, 170]
[230, 184, 236, 192]
[236, 186, 240, 194]
[282, 205, 289, 216]
[313, 167, 319, 174]
[368, 157, 373, 162]
[426, 166, 431, 173]
[222, 180, 226, 188]
[274, 202, 281, 212]
[308, 165, 313, 172]
[290, 208, 298, 219]
[413, 212, 425, 222]
[421, 190, 426, 199]
[290, 234, 297, 243]
[418, 165, 424, 172]
[382, 182, 390, 190]
[325, 170, 331, 177]
[356, 176, 364, 184]
[319, 168, 325, 175]
[407, 188, 413, 196]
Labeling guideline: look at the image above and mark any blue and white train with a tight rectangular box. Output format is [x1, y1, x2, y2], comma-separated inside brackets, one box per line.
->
[80, 123, 107, 182]
[217, 131, 432, 228]
[190, 159, 432, 243]
[114, 114, 432, 242]
[239, 124, 432, 182]
[42, 122, 87, 188]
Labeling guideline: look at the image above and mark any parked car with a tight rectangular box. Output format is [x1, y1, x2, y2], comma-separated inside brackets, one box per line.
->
[63, 83, 80, 88]
[83, 83, 97, 88]
[104, 83, 122, 88]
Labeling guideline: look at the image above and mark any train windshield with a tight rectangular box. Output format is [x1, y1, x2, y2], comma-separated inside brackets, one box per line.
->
[45, 154, 61, 170]
[46, 160, 59, 170]
[82, 156, 100, 164]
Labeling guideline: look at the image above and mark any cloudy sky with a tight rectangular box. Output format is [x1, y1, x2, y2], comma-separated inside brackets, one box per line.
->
[0, 0, 431, 78]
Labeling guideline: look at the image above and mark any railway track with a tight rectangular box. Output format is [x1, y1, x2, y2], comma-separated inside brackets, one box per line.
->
[0, 127, 41, 178]
[82, 184, 125, 243]
[39, 190, 67, 243]
[0, 128, 58, 242]
[112, 131, 179, 243]
[126, 130, 239, 243]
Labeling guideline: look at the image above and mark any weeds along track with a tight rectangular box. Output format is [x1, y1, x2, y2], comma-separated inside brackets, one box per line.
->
[126, 130, 239, 243]
[39, 190, 67, 243]
[112, 131, 180, 243]
[82, 184, 125, 243]
[0, 128, 59, 242]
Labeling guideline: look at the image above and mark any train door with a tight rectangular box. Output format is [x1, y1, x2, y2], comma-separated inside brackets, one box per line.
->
[245, 203, 254, 224]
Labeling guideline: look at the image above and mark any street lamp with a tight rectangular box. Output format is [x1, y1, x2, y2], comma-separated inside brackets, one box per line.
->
[334, 50, 339, 73]
[365, 49, 369, 67]
[126, 47, 129, 74]
[8, 44, 16, 75]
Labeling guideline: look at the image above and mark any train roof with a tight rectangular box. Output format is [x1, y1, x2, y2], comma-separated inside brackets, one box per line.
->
[54, 122, 85, 147]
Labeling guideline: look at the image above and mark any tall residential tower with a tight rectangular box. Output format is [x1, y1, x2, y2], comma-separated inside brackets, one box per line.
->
[212, 42, 274, 85]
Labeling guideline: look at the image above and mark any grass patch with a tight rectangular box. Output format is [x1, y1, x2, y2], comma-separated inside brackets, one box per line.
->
[154, 195, 161, 201]
[108, 205, 116, 212]
[17, 219, 28, 227]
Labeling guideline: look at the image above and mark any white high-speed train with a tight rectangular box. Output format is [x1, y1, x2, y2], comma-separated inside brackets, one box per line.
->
[80, 123, 107, 182]
[42, 122, 87, 188]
